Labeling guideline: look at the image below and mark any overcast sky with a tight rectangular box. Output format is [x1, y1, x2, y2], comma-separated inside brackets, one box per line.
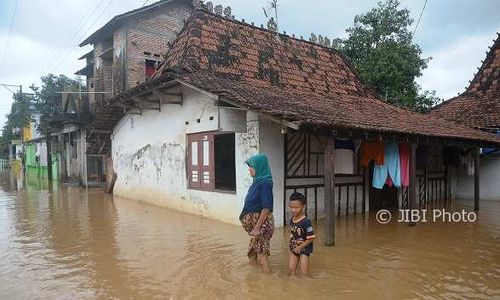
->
[0, 0, 499, 128]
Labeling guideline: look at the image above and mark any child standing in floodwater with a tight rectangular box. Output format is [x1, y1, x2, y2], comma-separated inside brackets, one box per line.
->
[288, 192, 315, 276]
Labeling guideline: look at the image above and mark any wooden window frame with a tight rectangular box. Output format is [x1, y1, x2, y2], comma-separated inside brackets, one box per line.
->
[186, 131, 236, 192]
[187, 132, 215, 191]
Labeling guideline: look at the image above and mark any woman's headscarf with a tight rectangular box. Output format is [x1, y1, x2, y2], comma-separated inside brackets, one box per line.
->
[246, 154, 273, 183]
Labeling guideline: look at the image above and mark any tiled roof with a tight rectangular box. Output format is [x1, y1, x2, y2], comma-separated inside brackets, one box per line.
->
[156, 11, 373, 98]
[178, 71, 500, 144]
[102, 9, 500, 146]
[430, 33, 500, 129]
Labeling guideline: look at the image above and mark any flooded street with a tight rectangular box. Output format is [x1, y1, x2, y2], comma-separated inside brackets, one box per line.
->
[1, 172, 500, 299]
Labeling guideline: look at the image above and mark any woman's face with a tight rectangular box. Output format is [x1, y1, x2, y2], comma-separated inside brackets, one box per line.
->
[248, 167, 256, 177]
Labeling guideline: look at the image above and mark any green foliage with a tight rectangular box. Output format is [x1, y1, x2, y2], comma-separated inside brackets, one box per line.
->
[0, 74, 80, 155]
[32, 74, 80, 134]
[335, 0, 439, 112]
[0, 91, 32, 155]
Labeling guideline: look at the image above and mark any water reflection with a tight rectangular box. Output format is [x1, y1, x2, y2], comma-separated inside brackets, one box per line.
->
[0, 170, 499, 299]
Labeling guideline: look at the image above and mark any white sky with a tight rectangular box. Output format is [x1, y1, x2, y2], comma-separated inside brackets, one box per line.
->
[0, 0, 499, 128]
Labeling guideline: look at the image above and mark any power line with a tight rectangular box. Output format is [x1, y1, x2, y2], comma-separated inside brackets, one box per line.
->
[50, 0, 116, 74]
[1, 0, 19, 70]
[49, 0, 111, 74]
[46, 0, 108, 71]
[143, 0, 151, 6]
[412, 0, 429, 39]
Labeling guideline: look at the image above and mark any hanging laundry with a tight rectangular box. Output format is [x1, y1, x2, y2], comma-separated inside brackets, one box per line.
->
[360, 141, 384, 166]
[385, 175, 394, 187]
[335, 139, 355, 152]
[335, 149, 354, 174]
[459, 148, 474, 176]
[334, 139, 355, 174]
[399, 143, 410, 187]
[442, 146, 460, 167]
[372, 143, 401, 189]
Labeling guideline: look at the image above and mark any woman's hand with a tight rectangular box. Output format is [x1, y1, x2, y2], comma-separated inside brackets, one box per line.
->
[292, 246, 302, 254]
[250, 226, 261, 237]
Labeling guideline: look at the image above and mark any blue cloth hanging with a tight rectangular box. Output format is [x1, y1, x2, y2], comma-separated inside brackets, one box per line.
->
[372, 143, 401, 189]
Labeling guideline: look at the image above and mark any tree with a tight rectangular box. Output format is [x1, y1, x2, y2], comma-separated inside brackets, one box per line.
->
[0, 74, 80, 157]
[0, 91, 32, 156]
[31, 74, 80, 133]
[335, 0, 439, 112]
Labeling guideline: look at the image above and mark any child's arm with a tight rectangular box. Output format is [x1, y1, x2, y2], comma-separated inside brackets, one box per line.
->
[292, 220, 315, 254]
[292, 237, 314, 254]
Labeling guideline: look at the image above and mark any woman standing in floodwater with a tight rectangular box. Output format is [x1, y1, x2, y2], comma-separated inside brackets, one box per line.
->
[239, 154, 274, 274]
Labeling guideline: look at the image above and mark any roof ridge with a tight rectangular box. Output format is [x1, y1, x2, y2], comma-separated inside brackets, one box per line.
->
[466, 32, 500, 93]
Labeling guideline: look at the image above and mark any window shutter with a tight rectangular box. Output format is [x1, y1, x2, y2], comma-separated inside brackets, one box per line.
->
[187, 135, 201, 189]
[200, 134, 214, 191]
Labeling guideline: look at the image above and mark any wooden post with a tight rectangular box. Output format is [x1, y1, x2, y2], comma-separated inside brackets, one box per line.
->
[424, 155, 429, 208]
[363, 166, 368, 213]
[474, 148, 480, 211]
[46, 133, 52, 181]
[324, 136, 336, 246]
[409, 143, 417, 226]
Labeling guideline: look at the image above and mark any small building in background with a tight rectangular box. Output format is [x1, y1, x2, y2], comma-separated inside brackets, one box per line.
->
[430, 33, 500, 201]
[55, 0, 195, 186]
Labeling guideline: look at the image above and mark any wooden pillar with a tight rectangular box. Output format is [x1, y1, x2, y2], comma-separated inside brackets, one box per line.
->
[474, 148, 480, 211]
[408, 143, 417, 226]
[81, 129, 88, 188]
[324, 136, 336, 246]
[46, 133, 52, 181]
[363, 166, 369, 213]
[424, 155, 429, 208]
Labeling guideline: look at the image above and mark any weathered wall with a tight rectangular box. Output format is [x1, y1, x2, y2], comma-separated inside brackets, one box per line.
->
[124, 1, 192, 89]
[112, 86, 274, 226]
[87, 1, 193, 102]
[258, 116, 285, 226]
[452, 155, 500, 201]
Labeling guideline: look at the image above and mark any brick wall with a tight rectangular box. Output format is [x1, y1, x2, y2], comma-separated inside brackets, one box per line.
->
[86, 0, 193, 106]
[125, 1, 192, 89]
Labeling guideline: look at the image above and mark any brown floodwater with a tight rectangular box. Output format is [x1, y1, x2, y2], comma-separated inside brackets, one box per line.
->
[1, 171, 499, 300]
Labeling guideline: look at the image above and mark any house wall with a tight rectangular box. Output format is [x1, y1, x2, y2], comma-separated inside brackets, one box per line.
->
[86, 1, 193, 105]
[452, 155, 500, 201]
[124, 1, 192, 89]
[111, 86, 286, 226]
[257, 117, 285, 226]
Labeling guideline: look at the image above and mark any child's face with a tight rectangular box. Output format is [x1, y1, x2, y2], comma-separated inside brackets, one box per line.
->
[248, 166, 256, 177]
[289, 200, 305, 216]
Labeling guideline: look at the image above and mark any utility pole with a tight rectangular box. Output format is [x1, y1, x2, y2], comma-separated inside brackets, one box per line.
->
[1, 83, 38, 176]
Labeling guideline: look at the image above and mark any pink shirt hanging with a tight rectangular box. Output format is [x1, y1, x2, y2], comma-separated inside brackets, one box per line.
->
[399, 144, 410, 187]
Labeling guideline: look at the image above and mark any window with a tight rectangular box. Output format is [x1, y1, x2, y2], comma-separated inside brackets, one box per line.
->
[187, 132, 236, 192]
[145, 59, 157, 80]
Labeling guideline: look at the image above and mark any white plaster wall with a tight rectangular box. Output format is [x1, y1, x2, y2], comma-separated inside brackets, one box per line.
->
[453, 155, 500, 201]
[36, 142, 48, 167]
[112, 86, 263, 225]
[258, 116, 285, 227]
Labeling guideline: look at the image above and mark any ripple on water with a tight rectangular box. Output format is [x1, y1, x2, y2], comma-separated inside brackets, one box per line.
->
[0, 176, 500, 299]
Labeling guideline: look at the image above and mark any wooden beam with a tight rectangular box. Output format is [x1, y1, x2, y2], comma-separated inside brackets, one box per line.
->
[408, 143, 417, 226]
[324, 136, 336, 246]
[474, 148, 480, 211]
[152, 89, 183, 105]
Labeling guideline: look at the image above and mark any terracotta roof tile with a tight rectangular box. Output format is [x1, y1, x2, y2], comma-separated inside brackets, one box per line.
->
[102, 9, 500, 146]
[430, 33, 500, 129]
